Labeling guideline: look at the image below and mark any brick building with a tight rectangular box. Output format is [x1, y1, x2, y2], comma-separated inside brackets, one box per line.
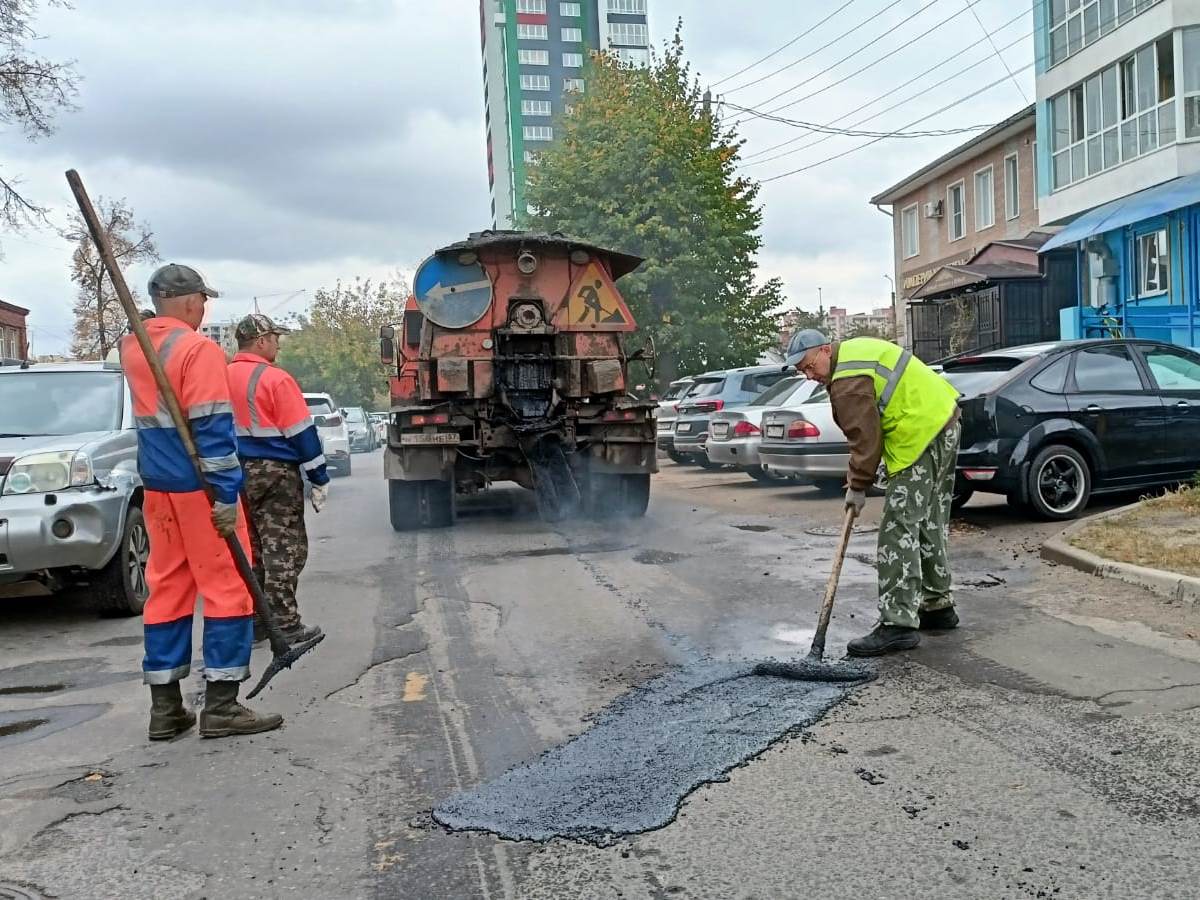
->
[0, 300, 29, 362]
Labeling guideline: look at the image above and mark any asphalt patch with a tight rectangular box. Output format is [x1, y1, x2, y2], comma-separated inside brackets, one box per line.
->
[732, 525, 773, 533]
[433, 660, 867, 844]
[0, 658, 136, 695]
[632, 550, 689, 566]
[88, 635, 143, 647]
[0, 704, 108, 749]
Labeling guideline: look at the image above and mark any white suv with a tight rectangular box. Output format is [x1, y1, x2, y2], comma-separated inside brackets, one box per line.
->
[302, 392, 352, 477]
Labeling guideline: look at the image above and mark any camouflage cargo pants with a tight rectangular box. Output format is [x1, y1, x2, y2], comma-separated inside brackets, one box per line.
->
[876, 420, 961, 629]
[243, 458, 309, 631]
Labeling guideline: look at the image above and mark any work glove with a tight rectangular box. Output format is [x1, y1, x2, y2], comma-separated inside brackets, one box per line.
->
[844, 487, 867, 517]
[211, 500, 239, 538]
[310, 483, 328, 514]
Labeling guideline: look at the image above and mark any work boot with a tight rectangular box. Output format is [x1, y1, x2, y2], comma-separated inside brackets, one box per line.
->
[919, 606, 960, 631]
[847, 624, 920, 657]
[148, 683, 196, 741]
[199, 681, 283, 738]
[280, 622, 322, 645]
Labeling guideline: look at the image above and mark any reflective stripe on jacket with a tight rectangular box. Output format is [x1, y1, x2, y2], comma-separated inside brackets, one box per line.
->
[830, 336, 959, 475]
[119, 317, 243, 504]
[227, 351, 329, 486]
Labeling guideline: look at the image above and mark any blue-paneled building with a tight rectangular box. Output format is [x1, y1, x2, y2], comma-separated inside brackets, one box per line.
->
[1033, 0, 1200, 347]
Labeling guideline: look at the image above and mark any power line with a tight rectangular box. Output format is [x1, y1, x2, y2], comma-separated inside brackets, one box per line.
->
[741, 23, 1032, 168]
[725, 0, 994, 129]
[759, 61, 1036, 183]
[722, 0, 910, 96]
[964, 0, 1030, 104]
[710, 0, 862, 88]
[722, 104, 993, 138]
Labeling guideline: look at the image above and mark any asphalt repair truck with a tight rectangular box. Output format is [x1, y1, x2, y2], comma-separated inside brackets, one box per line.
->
[379, 231, 657, 530]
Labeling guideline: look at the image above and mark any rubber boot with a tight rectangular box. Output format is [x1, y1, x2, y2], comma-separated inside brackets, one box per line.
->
[148, 683, 196, 741]
[280, 622, 322, 645]
[199, 681, 283, 738]
[919, 607, 959, 631]
[847, 624, 920, 657]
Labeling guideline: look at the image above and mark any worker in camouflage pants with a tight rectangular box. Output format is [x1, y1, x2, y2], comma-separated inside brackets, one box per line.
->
[786, 329, 963, 657]
[243, 459, 310, 635]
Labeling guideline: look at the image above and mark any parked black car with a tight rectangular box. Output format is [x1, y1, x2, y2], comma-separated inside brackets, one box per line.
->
[943, 339, 1200, 520]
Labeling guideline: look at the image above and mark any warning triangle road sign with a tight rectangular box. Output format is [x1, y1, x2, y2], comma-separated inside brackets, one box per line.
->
[562, 262, 635, 332]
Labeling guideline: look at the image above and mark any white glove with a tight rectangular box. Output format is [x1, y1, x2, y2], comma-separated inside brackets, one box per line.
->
[310, 483, 328, 513]
[211, 500, 239, 538]
[845, 487, 866, 516]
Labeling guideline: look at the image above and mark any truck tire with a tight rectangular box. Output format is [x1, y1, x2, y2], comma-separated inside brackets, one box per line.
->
[589, 472, 651, 519]
[92, 506, 150, 617]
[389, 478, 456, 531]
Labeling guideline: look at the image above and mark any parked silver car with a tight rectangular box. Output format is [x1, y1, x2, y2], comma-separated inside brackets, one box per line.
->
[758, 388, 849, 494]
[655, 377, 694, 463]
[0, 362, 148, 615]
[706, 376, 820, 481]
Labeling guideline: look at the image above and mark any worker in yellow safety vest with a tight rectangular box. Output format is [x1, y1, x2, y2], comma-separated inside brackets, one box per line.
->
[785, 330, 961, 657]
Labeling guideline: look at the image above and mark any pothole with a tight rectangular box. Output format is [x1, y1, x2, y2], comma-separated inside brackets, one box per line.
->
[732, 524, 773, 533]
[0, 684, 65, 696]
[960, 574, 1006, 589]
[0, 705, 108, 748]
[0, 718, 48, 738]
[633, 550, 689, 565]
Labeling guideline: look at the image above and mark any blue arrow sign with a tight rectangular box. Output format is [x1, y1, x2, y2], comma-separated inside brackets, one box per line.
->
[413, 254, 494, 329]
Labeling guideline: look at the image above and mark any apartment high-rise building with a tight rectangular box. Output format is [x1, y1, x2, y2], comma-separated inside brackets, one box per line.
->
[479, 0, 650, 227]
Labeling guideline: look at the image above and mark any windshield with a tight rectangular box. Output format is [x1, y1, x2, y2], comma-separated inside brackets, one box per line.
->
[942, 364, 1020, 397]
[345, 408, 366, 423]
[685, 378, 725, 398]
[0, 371, 124, 436]
[305, 397, 334, 415]
[663, 383, 691, 401]
[750, 376, 800, 407]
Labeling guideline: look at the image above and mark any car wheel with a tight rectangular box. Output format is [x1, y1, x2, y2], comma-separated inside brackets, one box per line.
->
[951, 485, 974, 512]
[343, 456, 353, 477]
[1027, 444, 1091, 521]
[666, 448, 687, 465]
[747, 465, 780, 483]
[92, 506, 150, 617]
[696, 455, 723, 470]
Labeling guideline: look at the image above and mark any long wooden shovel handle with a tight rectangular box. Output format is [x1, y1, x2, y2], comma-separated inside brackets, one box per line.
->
[808, 505, 858, 661]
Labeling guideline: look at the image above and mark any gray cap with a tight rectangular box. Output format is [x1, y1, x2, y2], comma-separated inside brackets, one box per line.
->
[784, 329, 831, 367]
[148, 263, 219, 300]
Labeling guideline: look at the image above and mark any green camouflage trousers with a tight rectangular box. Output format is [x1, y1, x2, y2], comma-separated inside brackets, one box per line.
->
[876, 420, 961, 629]
[243, 458, 309, 631]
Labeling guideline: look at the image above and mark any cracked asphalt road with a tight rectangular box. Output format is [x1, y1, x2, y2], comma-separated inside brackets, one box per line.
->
[3, 453, 1200, 898]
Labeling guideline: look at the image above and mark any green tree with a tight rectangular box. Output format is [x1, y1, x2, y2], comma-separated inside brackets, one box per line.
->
[278, 276, 409, 410]
[522, 28, 782, 385]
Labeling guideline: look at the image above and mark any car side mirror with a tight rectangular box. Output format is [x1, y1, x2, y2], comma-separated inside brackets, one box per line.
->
[380, 325, 396, 367]
[313, 414, 327, 427]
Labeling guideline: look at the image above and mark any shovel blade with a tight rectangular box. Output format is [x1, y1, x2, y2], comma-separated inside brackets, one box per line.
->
[245, 631, 326, 700]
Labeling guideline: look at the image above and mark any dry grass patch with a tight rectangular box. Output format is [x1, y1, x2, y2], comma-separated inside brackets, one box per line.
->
[1071, 484, 1200, 577]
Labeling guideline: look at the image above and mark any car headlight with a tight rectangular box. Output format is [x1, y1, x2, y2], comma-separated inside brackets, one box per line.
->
[2, 451, 94, 495]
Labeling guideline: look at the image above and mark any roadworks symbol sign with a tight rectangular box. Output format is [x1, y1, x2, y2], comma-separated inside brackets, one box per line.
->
[565, 262, 632, 330]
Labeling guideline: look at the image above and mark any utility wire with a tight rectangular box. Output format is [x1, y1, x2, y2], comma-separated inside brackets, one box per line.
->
[722, 0, 910, 96]
[722, 104, 993, 138]
[964, 0, 1030, 103]
[726, 0, 992, 129]
[710, 0, 861, 88]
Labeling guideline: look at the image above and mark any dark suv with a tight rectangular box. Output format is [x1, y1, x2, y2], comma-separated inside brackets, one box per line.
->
[944, 339, 1200, 519]
[672, 366, 788, 468]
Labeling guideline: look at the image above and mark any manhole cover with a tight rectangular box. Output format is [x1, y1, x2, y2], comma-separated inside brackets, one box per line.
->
[804, 525, 879, 537]
[1, 883, 49, 900]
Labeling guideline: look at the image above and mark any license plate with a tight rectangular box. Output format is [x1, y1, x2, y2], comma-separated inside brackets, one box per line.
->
[400, 433, 460, 445]
[711, 423, 729, 439]
[766, 425, 784, 439]
[676, 423, 692, 433]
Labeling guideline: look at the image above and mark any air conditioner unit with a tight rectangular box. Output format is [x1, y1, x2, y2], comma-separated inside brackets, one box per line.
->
[924, 200, 944, 219]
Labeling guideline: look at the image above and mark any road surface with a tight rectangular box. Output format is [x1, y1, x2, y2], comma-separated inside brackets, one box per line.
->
[2, 453, 1200, 898]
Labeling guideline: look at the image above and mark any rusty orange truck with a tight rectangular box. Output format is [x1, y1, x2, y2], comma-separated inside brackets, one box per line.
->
[379, 231, 657, 530]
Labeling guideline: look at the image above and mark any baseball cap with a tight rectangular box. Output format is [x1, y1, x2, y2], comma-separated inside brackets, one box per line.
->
[235, 313, 291, 342]
[784, 329, 831, 368]
[148, 263, 220, 300]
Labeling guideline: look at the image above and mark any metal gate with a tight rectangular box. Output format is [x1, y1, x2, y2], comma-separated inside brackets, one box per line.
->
[907, 289, 1002, 363]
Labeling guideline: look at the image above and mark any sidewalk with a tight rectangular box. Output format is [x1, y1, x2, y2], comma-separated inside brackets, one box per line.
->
[1042, 485, 1200, 604]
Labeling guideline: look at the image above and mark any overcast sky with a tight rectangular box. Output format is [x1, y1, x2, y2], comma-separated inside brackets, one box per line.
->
[4, 0, 1035, 356]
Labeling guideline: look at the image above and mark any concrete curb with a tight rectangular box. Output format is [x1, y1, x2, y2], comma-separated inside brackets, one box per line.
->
[1041, 502, 1200, 605]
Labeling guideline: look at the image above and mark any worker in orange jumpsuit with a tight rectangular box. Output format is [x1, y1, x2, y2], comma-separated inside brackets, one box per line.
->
[121, 263, 283, 740]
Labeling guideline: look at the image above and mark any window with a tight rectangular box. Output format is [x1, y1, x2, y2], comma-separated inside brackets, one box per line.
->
[613, 47, 649, 66]
[560, 2, 581, 15]
[1051, 36, 1175, 191]
[609, 22, 649, 46]
[608, 0, 647, 11]
[521, 74, 551, 91]
[741, 372, 785, 392]
[974, 166, 994, 231]
[517, 23, 548, 40]
[901, 204, 919, 259]
[1072, 346, 1144, 392]
[522, 99, 552, 116]
[563, 52, 583, 68]
[1137, 228, 1170, 297]
[516, 0, 546, 11]
[562, 27, 582, 42]
[518, 49, 549, 65]
[947, 181, 965, 241]
[1004, 153, 1020, 220]
[1184, 28, 1200, 138]
[1143, 345, 1200, 389]
[1030, 357, 1070, 393]
[1048, 0, 1162, 68]
[523, 125, 553, 141]
[563, 77, 585, 93]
